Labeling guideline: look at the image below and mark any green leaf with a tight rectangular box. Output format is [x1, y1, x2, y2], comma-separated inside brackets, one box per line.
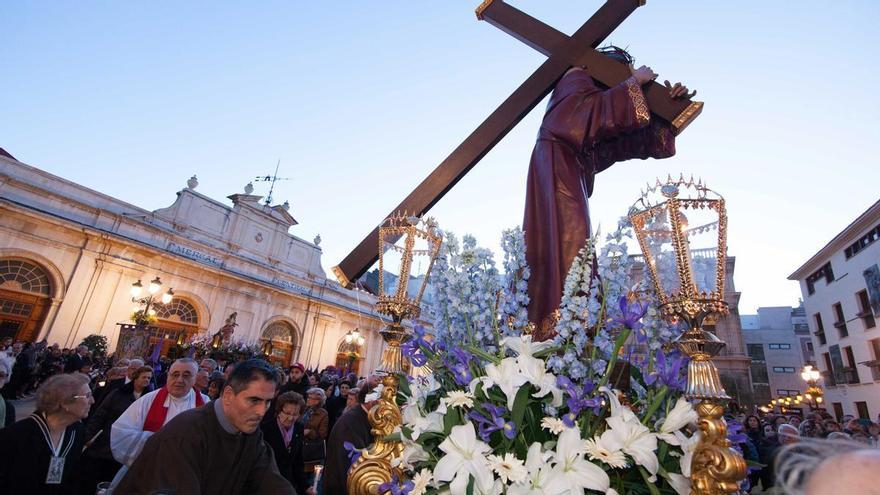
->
[466, 475, 475, 495]
[443, 408, 461, 436]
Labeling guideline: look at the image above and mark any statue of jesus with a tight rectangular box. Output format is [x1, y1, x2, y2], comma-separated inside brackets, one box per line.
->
[525, 46, 694, 340]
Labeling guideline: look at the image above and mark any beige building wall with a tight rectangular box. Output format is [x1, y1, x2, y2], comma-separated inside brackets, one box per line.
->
[0, 153, 389, 373]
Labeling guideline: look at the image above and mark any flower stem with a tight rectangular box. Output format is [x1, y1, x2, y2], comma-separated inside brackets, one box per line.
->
[641, 385, 668, 425]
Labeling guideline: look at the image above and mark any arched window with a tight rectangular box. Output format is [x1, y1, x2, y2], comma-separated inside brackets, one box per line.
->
[155, 298, 199, 325]
[262, 321, 294, 344]
[0, 259, 51, 295]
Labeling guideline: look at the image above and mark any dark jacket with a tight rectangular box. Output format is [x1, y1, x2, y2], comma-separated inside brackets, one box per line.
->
[0, 413, 85, 494]
[323, 406, 373, 495]
[2, 398, 14, 428]
[261, 416, 307, 494]
[84, 382, 140, 461]
[114, 400, 295, 495]
[279, 378, 309, 398]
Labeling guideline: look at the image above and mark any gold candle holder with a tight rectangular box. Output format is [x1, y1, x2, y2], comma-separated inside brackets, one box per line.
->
[629, 176, 747, 495]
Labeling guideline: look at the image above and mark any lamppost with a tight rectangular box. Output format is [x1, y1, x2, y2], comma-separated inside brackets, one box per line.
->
[629, 176, 747, 495]
[130, 277, 174, 326]
[800, 364, 824, 410]
[348, 214, 441, 495]
[342, 328, 366, 372]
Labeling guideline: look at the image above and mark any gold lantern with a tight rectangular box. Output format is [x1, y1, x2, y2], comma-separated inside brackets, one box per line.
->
[629, 175, 746, 495]
[348, 214, 442, 495]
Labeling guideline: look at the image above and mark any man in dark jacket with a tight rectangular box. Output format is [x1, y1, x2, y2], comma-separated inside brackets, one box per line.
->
[114, 359, 295, 494]
[322, 384, 375, 495]
[279, 363, 309, 397]
[64, 345, 91, 374]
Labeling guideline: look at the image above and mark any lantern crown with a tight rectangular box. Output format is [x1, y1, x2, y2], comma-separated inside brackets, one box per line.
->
[375, 213, 442, 323]
[628, 174, 728, 324]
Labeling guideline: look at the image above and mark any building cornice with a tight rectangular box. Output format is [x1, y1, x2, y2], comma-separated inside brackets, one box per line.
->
[788, 199, 880, 281]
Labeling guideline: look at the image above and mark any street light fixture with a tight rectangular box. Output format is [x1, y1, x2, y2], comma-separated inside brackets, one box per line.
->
[800, 364, 824, 410]
[131, 276, 175, 327]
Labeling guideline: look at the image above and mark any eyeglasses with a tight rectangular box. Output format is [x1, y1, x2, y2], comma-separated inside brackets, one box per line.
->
[72, 392, 93, 400]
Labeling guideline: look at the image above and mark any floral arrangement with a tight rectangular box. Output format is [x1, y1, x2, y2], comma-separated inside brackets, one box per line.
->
[379, 222, 709, 495]
[177, 334, 264, 363]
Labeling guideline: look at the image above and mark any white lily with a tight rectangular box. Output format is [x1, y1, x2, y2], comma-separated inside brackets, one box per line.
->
[544, 428, 611, 494]
[517, 355, 564, 407]
[657, 397, 698, 446]
[507, 442, 554, 495]
[604, 413, 659, 479]
[391, 437, 431, 471]
[402, 404, 444, 441]
[470, 357, 526, 410]
[667, 472, 692, 495]
[502, 334, 555, 358]
[678, 430, 701, 478]
[434, 423, 494, 494]
[600, 386, 638, 422]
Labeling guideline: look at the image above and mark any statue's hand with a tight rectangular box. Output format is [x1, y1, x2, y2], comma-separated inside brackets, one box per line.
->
[632, 65, 657, 85]
[664, 80, 697, 99]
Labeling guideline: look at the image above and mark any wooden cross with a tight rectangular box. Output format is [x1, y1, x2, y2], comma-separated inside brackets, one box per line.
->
[333, 0, 703, 287]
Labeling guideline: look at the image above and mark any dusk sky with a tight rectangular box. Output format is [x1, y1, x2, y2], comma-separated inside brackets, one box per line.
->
[2, 1, 878, 313]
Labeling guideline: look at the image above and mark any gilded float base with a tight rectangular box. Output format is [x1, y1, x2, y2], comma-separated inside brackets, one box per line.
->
[690, 400, 749, 495]
[347, 374, 404, 495]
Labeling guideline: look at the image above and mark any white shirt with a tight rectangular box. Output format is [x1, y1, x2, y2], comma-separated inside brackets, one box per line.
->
[110, 387, 210, 466]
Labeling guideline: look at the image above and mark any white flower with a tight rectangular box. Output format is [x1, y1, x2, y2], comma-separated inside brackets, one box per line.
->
[657, 397, 698, 446]
[544, 428, 611, 494]
[487, 452, 529, 484]
[402, 405, 444, 441]
[678, 430, 701, 478]
[365, 383, 384, 402]
[410, 468, 433, 495]
[391, 437, 431, 471]
[541, 417, 567, 435]
[508, 443, 554, 495]
[667, 472, 692, 495]
[434, 423, 494, 494]
[584, 435, 628, 469]
[470, 357, 526, 411]
[441, 390, 475, 410]
[517, 355, 564, 407]
[604, 413, 659, 479]
[502, 334, 554, 358]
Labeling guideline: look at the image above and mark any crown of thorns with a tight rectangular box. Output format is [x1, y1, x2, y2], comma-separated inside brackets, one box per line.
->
[598, 44, 635, 65]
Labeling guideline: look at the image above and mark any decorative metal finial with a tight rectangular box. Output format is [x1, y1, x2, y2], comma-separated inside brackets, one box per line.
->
[187, 175, 199, 189]
[314, 234, 322, 246]
[244, 182, 254, 195]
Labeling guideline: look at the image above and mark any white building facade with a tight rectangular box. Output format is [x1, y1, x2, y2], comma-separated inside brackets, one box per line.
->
[0, 149, 387, 373]
[741, 305, 812, 408]
[789, 199, 880, 421]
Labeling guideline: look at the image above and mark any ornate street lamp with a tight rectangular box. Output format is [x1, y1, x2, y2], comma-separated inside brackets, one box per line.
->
[130, 277, 175, 327]
[801, 364, 824, 410]
[629, 176, 746, 495]
[345, 328, 366, 346]
[348, 214, 442, 495]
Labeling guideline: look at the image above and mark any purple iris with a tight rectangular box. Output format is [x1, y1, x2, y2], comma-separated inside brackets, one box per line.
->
[401, 339, 428, 367]
[557, 376, 601, 427]
[343, 441, 361, 468]
[467, 403, 517, 442]
[645, 349, 688, 391]
[378, 474, 414, 495]
[443, 347, 474, 386]
[608, 295, 649, 336]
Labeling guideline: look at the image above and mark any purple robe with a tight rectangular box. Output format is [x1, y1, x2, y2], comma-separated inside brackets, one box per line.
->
[524, 68, 676, 340]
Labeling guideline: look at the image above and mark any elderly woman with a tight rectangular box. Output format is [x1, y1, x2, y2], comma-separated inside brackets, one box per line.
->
[80, 365, 153, 494]
[0, 355, 15, 428]
[0, 373, 93, 494]
[302, 387, 329, 478]
[261, 392, 307, 493]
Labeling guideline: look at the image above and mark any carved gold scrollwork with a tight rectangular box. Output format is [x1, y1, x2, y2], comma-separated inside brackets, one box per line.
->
[347, 375, 405, 495]
[690, 401, 748, 495]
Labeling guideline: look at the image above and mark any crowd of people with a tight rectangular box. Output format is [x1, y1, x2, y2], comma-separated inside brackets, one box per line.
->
[729, 408, 880, 493]
[0, 337, 378, 494]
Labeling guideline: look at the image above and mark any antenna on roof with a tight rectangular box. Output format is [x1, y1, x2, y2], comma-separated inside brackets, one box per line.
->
[254, 159, 290, 206]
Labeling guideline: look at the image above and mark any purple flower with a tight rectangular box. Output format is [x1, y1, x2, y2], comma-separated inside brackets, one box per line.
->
[645, 349, 688, 391]
[378, 474, 414, 495]
[609, 295, 648, 332]
[443, 347, 475, 386]
[467, 403, 516, 442]
[343, 441, 361, 468]
[556, 376, 601, 426]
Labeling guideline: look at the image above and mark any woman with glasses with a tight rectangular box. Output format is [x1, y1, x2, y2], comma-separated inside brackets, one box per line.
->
[261, 391, 308, 493]
[0, 372, 94, 494]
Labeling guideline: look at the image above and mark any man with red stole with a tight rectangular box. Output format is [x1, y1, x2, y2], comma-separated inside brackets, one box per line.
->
[109, 357, 209, 486]
[524, 46, 693, 340]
